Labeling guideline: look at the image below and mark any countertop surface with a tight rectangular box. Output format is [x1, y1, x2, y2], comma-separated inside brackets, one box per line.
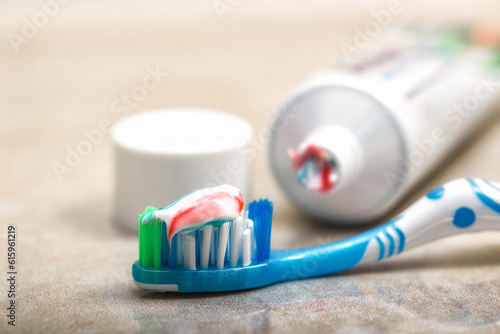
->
[1, 1, 499, 333]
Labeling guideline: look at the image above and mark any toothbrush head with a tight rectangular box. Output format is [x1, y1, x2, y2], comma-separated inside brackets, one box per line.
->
[133, 190, 274, 293]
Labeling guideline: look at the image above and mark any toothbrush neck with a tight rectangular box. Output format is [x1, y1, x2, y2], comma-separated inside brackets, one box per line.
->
[267, 230, 374, 281]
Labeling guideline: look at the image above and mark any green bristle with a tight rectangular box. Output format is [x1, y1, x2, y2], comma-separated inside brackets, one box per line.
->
[138, 207, 158, 268]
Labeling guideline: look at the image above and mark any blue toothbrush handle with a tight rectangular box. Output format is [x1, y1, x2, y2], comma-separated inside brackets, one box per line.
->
[268, 178, 500, 283]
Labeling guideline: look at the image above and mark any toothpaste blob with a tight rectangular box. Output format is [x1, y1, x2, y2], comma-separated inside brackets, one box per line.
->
[141, 185, 244, 244]
[289, 144, 337, 193]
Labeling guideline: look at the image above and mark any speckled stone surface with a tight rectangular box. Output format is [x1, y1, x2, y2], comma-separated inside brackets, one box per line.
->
[1, 1, 499, 333]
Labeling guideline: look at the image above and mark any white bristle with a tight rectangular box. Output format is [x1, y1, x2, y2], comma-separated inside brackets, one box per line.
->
[183, 233, 196, 270]
[226, 225, 231, 262]
[201, 225, 213, 269]
[246, 218, 253, 234]
[230, 216, 244, 266]
[242, 228, 251, 266]
[217, 222, 229, 268]
[176, 234, 183, 266]
[247, 218, 255, 250]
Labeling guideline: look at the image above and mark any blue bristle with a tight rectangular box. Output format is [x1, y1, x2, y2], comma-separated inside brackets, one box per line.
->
[248, 199, 273, 262]
[195, 230, 200, 267]
[169, 235, 177, 269]
[161, 222, 169, 267]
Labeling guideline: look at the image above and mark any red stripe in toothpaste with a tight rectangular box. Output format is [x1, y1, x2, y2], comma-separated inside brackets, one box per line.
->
[143, 185, 244, 245]
[167, 191, 243, 244]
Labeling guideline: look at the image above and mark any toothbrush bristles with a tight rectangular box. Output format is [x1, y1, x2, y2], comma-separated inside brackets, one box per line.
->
[249, 199, 273, 262]
[201, 225, 213, 269]
[183, 233, 196, 270]
[176, 235, 183, 266]
[242, 229, 251, 266]
[230, 216, 244, 266]
[138, 199, 274, 270]
[217, 222, 229, 268]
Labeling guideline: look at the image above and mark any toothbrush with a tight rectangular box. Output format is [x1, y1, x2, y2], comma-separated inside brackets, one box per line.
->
[132, 178, 500, 293]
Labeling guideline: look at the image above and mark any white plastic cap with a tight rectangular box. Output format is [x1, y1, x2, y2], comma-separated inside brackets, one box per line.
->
[112, 108, 253, 232]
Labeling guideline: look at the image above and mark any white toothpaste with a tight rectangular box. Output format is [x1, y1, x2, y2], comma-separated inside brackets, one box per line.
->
[142, 184, 244, 243]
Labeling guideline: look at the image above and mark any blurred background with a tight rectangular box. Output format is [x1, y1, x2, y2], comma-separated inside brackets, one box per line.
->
[1, 0, 499, 332]
[2, 0, 499, 204]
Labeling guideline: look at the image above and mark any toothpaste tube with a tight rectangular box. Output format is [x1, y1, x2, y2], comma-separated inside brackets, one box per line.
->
[269, 26, 500, 225]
